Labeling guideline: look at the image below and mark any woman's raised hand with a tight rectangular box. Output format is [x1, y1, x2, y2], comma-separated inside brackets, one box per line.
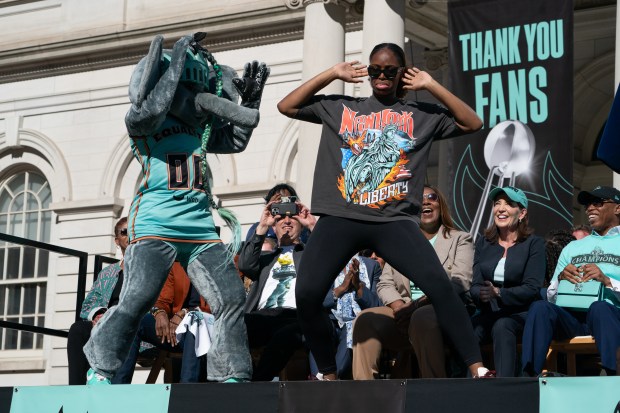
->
[402, 67, 434, 91]
[333, 61, 368, 83]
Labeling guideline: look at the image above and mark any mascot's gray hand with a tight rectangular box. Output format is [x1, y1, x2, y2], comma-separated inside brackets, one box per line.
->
[232, 61, 270, 109]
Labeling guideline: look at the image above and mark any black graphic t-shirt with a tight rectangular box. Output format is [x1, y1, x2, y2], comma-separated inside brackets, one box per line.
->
[297, 94, 461, 223]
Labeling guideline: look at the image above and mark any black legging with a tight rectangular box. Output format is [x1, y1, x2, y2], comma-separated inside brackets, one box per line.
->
[295, 215, 482, 375]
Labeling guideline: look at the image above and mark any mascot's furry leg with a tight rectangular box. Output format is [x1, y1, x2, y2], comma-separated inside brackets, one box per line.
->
[186, 244, 250, 381]
[84, 240, 176, 379]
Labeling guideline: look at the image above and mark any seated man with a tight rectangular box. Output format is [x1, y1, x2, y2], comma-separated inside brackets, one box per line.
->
[67, 217, 129, 385]
[352, 185, 474, 379]
[117, 262, 211, 383]
[237, 196, 316, 381]
[521, 186, 620, 376]
[309, 254, 382, 379]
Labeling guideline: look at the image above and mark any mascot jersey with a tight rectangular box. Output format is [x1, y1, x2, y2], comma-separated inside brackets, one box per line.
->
[296, 94, 461, 223]
[128, 117, 220, 243]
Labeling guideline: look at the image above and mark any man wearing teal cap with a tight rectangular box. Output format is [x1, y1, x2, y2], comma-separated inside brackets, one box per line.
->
[521, 186, 620, 376]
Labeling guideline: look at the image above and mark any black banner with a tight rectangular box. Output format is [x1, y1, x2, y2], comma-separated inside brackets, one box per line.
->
[446, 0, 574, 238]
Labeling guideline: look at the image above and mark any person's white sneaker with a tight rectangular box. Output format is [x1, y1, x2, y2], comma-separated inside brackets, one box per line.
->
[473, 367, 496, 378]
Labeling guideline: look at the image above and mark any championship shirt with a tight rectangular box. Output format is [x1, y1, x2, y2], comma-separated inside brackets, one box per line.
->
[127, 117, 219, 242]
[296, 95, 461, 223]
[548, 228, 620, 303]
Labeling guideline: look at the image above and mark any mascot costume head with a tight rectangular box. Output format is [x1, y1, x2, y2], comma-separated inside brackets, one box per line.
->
[125, 32, 270, 261]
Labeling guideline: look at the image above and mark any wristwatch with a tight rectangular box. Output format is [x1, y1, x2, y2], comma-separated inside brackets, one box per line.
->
[150, 306, 162, 316]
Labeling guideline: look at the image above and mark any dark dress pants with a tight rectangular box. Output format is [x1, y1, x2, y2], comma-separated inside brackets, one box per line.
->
[472, 309, 528, 377]
[520, 301, 588, 375]
[245, 308, 304, 381]
[67, 320, 93, 385]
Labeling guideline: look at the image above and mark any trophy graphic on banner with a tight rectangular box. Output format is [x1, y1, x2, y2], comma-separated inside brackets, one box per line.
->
[469, 120, 535, 240]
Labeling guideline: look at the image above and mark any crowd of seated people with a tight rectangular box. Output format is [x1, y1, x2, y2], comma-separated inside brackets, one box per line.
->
[241, 183, 618, 379]
[71, 183, 620, 383]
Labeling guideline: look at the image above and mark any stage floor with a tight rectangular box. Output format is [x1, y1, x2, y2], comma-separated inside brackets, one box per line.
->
[2, 377, 619, 413]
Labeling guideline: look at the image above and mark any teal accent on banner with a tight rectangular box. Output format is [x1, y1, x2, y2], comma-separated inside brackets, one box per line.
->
[10, 384, 170, 413]
[539, 377, 620, 413]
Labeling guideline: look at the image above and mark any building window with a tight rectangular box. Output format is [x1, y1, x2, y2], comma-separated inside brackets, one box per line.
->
[0, 171, 51, 351]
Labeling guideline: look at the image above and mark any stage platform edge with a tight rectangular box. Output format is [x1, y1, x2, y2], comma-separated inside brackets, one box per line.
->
[4, 377, 620, 413]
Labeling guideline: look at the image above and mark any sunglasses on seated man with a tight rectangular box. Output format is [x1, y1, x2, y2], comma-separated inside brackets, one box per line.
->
[367, 65, 403, 79]
[585, 199, 617, 208]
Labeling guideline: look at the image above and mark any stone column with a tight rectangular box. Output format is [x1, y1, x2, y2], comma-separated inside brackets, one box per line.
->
[423, 48, 451, 191]
[614, 2, 620, 188]
[285, 0, 348, 205]
[359, 0, 406, 96]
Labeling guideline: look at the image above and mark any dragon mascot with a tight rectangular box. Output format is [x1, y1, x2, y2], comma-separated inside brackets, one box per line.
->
[84, 32, 269, 383]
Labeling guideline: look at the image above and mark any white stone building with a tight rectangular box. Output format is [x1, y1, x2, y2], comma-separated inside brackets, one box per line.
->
[0, 0, 616, 385]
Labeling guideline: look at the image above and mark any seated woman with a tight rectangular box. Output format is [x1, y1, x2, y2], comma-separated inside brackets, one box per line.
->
[470, 186, 545, 377]
[352, 185, 474, 379]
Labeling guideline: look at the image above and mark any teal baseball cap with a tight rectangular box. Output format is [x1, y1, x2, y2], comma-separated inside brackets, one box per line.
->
[488, 186, 528, 208]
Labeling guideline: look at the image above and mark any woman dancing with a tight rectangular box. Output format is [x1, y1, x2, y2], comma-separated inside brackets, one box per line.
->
[278, 42, 492, 380]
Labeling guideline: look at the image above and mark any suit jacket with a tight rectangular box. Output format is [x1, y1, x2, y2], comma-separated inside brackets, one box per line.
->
[470, 234, 545, 312]
[377, 226, 474, 306]
[237, 232, 305, 313]
[154, 262, 210, 316]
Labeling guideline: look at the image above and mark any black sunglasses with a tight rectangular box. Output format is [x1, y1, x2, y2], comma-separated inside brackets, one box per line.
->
[367, 65, 402, 79]
[586, 199, 616, 208]
[423, 193, 439, 202]
[119, 228, 128, 236]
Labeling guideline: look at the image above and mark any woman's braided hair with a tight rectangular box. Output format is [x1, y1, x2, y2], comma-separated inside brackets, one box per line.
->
[196, 45, 242, 263]
[200, 48, 223, 209]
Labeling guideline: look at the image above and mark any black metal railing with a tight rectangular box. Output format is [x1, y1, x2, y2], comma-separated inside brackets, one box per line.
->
[0, 232, 117, 339]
